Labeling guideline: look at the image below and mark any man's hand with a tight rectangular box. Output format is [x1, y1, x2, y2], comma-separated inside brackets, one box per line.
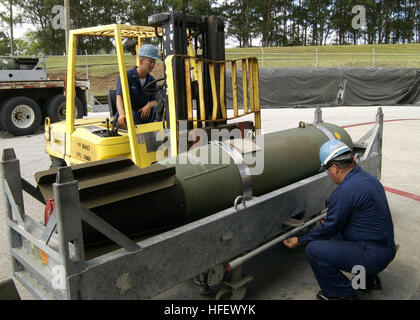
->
[116, 94, 127, 127]
[283, 237, 301, 249]
[139, 103, 152, 120]
[118, 114, 127, 127]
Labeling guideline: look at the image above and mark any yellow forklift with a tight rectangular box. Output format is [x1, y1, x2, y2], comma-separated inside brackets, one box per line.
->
[44, 11, 262, 169]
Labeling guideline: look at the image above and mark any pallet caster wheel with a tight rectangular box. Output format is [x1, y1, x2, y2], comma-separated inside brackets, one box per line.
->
[194, 274, 213, 296]
[215, 286, 247, 300]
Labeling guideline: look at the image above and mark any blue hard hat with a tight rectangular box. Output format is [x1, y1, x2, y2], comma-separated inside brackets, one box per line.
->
[138, 44, 159, 60]
[319, 139, 351, 169]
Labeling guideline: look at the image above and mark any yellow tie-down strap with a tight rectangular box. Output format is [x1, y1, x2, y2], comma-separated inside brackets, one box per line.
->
[164, 54, 262, 157]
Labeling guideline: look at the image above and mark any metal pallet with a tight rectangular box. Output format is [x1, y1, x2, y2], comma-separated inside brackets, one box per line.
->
[0, 107, 384, 300]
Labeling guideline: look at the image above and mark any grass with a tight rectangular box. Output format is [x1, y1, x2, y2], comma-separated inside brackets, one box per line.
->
[46, 54, 137, 69]
[45, 43, 420, 95]
[225, 43, 420, 68]
[46, 54, 139, 80]
[226, 43, 420, 54]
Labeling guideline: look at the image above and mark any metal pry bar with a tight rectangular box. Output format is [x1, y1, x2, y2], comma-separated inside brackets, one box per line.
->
[225, 209, 327, 271]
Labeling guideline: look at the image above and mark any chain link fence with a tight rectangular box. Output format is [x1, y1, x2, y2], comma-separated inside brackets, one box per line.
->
[226, 50, 420, 69]
[2, 49, 420, 69]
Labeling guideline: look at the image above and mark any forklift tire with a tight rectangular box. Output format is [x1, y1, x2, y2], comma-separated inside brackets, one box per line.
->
[46, 94, 84, 123]
[0, 96, 42, 136]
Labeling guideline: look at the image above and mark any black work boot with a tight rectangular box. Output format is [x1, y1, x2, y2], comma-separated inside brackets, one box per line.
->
[316, 291, 357, 300]
[358, 275, 382, 293]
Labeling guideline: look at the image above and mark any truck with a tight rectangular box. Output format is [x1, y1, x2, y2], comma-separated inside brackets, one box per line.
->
[0, 56, 89, 136]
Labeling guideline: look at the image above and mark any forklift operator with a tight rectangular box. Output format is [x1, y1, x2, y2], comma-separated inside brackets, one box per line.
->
[115, 44, 160, 127]
[283, 139, 396, 300]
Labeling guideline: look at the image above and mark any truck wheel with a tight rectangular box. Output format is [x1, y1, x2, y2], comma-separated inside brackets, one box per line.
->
[46, 94, 84, 123]
[0, 96, 42, 136]
[0, 101, 5, 130]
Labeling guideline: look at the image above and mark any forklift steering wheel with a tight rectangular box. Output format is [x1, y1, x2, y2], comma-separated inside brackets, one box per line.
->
[143, 77, 166, 95]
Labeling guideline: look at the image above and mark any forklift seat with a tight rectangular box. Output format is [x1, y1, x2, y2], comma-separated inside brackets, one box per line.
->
[107, 89, 117, 116]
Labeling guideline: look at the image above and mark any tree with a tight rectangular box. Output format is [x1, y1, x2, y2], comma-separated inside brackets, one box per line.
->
[17, 0, 66, 55]
[189, 0, 216, 15]
[5, 0, 419, 55]
[254, 0, 277, 47]
[330, 0, 354, 44]
[221, 0, 258, 47]
[127, 0, 157, 25]
[73, 0, 127, 54]
[0, 0, 23, 55]
[13, 30, 42, 55]
[293, 0, 310, 45]
[416, 0, 420, 42]
[0, 30, 10, 55]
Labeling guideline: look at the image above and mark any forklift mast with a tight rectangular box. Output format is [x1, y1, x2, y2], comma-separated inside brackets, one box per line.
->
[148, 11, 226, 129]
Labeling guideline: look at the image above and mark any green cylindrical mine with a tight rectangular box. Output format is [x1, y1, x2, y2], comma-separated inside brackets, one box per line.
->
[161, 122, 353, 221]
[161, 144, 244, 221]
[251, 122, 353, 196]
[0, 58, 19, 70]
[60, 122, 353, 246]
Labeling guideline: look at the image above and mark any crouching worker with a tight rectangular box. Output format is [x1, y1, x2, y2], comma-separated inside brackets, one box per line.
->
[283, 139, 396, 300]
[114, 44, 160, 127]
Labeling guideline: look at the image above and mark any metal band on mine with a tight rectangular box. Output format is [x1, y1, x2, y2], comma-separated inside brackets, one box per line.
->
[211, 141, 253, 200]
[314, 124, 335, 140]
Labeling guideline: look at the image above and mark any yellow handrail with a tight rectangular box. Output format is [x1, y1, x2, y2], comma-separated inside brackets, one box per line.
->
[65, 31, 77, 161]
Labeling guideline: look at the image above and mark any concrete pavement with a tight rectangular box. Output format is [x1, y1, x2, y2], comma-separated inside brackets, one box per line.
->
[1, 106, 419, 300]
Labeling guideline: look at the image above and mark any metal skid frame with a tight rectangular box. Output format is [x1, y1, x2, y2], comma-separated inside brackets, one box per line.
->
[0, 57, 47, 82]
[0, 107, 384, 300]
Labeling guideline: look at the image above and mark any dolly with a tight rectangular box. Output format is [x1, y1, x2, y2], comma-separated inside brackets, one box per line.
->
[0, 107, 384, 299]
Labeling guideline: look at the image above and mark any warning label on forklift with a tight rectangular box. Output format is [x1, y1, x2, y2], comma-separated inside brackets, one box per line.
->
[71, 138, 96, 162]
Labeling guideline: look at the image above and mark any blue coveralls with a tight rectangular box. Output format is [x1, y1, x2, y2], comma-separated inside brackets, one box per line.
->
[115, 67, 157, 124]
[298, 166, 396, 298]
